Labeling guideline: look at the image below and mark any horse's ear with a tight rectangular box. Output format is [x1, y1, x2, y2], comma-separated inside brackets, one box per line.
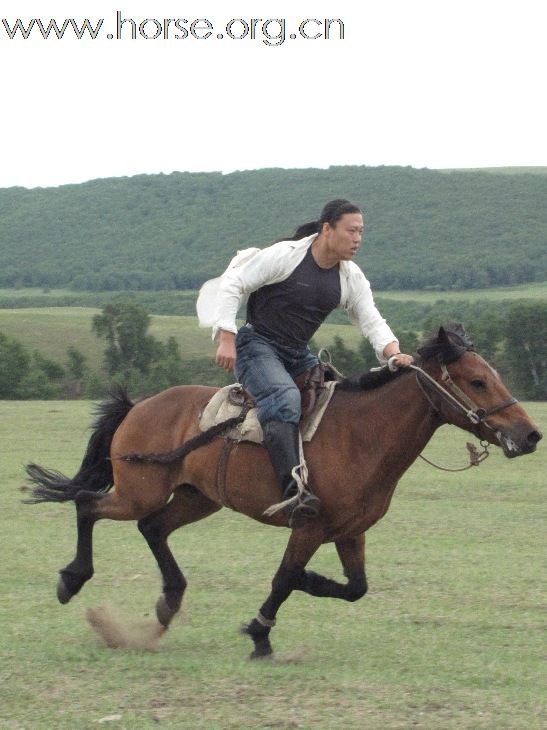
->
[437, 326, 450, 344]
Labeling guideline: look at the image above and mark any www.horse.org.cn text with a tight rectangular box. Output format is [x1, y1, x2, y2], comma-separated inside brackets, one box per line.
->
[1, 14, 346, 46]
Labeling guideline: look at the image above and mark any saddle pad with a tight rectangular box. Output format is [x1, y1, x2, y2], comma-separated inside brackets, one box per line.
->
[199, 381, 338, 444]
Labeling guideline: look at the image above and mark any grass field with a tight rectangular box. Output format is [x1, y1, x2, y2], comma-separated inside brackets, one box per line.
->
[1, 279, 546, 373]
[0, 307, 366, 373]
[1, 282, 546, 306]
[0, 307, 214, 372]
[1, 400, 545, 729]
[374, 282, 547, 302]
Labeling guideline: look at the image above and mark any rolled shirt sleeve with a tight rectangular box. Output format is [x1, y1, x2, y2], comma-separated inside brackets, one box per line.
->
[343, 265, 398, 363]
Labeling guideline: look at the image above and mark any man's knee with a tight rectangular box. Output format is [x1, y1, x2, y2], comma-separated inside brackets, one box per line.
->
[258, 384, 301, 425]
[277, 386, 301, 422]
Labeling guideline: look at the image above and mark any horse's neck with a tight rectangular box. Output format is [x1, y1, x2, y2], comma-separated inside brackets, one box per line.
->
[334, 373, 439, 476]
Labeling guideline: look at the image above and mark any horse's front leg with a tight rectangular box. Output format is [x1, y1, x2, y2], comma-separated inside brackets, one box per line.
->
[242, 522, 325, 659]
[296, 533, 367, 601]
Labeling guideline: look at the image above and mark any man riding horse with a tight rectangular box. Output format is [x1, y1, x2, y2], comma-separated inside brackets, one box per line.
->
[207, 199, 415, 527]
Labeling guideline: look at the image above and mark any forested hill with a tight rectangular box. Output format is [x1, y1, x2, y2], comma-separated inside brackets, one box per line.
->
[1, 166, 546, 291]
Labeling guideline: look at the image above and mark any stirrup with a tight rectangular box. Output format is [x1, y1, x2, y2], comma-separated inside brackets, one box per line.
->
[287, 490, 321, 528]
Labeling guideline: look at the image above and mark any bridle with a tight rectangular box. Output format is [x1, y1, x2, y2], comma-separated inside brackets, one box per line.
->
[409, 358, 518, 435]
[406, 358, 519, 472]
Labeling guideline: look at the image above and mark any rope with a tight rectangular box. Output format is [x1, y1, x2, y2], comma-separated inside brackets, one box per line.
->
[408, 363, 493, 471]
[418, 441, 490, 472]
[408, 364, 482, 424]
[262, 432, 309, 518]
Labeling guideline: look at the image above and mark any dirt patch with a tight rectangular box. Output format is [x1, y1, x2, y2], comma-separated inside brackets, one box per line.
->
[86, 606, 166, 651]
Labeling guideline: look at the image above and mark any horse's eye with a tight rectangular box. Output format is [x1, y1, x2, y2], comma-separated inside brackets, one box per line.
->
[471, 379, 486, 390]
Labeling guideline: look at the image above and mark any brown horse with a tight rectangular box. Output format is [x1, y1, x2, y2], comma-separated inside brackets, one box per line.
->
[26, 325, 542, 658]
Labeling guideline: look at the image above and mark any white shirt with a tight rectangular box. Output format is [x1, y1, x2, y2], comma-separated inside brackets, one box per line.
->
[196, 234, 398, 363]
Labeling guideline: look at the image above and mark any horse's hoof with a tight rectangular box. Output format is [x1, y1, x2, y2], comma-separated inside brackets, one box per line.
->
[57, 576, 73, 605]
[250, 646, 273, 660]
[156, 595, 176, 627]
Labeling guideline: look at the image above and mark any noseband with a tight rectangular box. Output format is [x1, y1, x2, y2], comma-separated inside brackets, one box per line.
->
[409, 359, 518, 434]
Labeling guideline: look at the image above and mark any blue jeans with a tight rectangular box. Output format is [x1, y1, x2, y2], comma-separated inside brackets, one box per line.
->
[235, 324, 319, 426]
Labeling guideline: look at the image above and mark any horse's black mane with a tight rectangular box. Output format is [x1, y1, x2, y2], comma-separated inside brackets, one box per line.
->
[337, 324, 474, 392]
[337, 365, 403, 392]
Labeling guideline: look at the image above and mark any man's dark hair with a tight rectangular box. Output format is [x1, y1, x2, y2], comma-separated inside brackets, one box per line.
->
[289, 199, 362, 240]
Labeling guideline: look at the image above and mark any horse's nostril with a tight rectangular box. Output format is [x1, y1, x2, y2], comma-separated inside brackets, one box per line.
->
[527, 430, 543, 446]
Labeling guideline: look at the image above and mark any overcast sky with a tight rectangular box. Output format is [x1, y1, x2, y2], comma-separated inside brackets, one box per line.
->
[1, 0, 545, 189]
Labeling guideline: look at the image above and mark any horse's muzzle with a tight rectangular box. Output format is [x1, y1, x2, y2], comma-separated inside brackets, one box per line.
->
[496, 427, 542, 458]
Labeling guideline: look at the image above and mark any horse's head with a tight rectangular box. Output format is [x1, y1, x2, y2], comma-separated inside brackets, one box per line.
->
[417, 325, 542, 458]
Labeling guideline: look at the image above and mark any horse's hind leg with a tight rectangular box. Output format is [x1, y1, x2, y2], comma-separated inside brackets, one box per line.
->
[138, 484, 221, 628]
[57, 490, 103, 604]
[58, 480, 173, 605]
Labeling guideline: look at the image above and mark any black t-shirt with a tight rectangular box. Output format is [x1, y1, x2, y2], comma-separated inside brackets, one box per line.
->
[247, 246, 341, 347]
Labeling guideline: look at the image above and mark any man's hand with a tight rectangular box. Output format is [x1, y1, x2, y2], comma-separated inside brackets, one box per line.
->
[215, 330, 237, 372]
[383, 341, 415, 371]
[387, 352, 415, 371]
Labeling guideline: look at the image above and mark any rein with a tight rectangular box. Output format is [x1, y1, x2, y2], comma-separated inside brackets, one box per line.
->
[408, 361, 517, 472]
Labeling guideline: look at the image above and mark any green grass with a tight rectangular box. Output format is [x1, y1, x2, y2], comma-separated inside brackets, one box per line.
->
[1, 279, 546, 374]
[0, 308, 215, 372]
[1, 282, 546, 305]
[0, 400, 545, 728]
[376, 281, 547, 302]
[0, 307, 366, 372]
[0, 282, 545, 376]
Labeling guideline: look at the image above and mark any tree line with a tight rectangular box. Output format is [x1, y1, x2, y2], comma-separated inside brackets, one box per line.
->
[1, 165, 546, 292]
[1, 299, 545, 400]
[324, 302, 546, 401]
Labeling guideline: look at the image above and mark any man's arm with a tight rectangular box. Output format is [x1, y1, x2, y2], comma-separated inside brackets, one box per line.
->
[215, 329, 237, 371]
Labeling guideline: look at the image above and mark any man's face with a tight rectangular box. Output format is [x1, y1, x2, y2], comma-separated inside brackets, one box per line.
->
[324, 213, 364, 261]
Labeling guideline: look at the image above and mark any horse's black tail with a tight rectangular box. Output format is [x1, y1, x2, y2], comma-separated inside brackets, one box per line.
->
[24, 387, 134, 504]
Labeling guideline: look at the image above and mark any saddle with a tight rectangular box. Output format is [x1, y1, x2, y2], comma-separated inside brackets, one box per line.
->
[200, 363, 341, 444]
[294, 363, 338, 420]
[229, 363, 339, 420]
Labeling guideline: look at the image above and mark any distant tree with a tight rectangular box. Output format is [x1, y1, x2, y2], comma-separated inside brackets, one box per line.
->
[142, 337, 188, 392]
[0, 331, 64, 399]
[92, 299, 156, 377]
[17, 367, 62, 399]
[324, 329, 420, 377]
[357, 329, 420, 371]
[91, 299, 199, 395]
[0, 331, 30, 397]
[398, 330, 420, 357]
[66, 346, 88, 380]
[500, 302, 547, 399]
[32, 351, 64, 381]
[461, 314, 506, 366]
[65, 346, 89, 398]
[327, 334, 363, 375]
